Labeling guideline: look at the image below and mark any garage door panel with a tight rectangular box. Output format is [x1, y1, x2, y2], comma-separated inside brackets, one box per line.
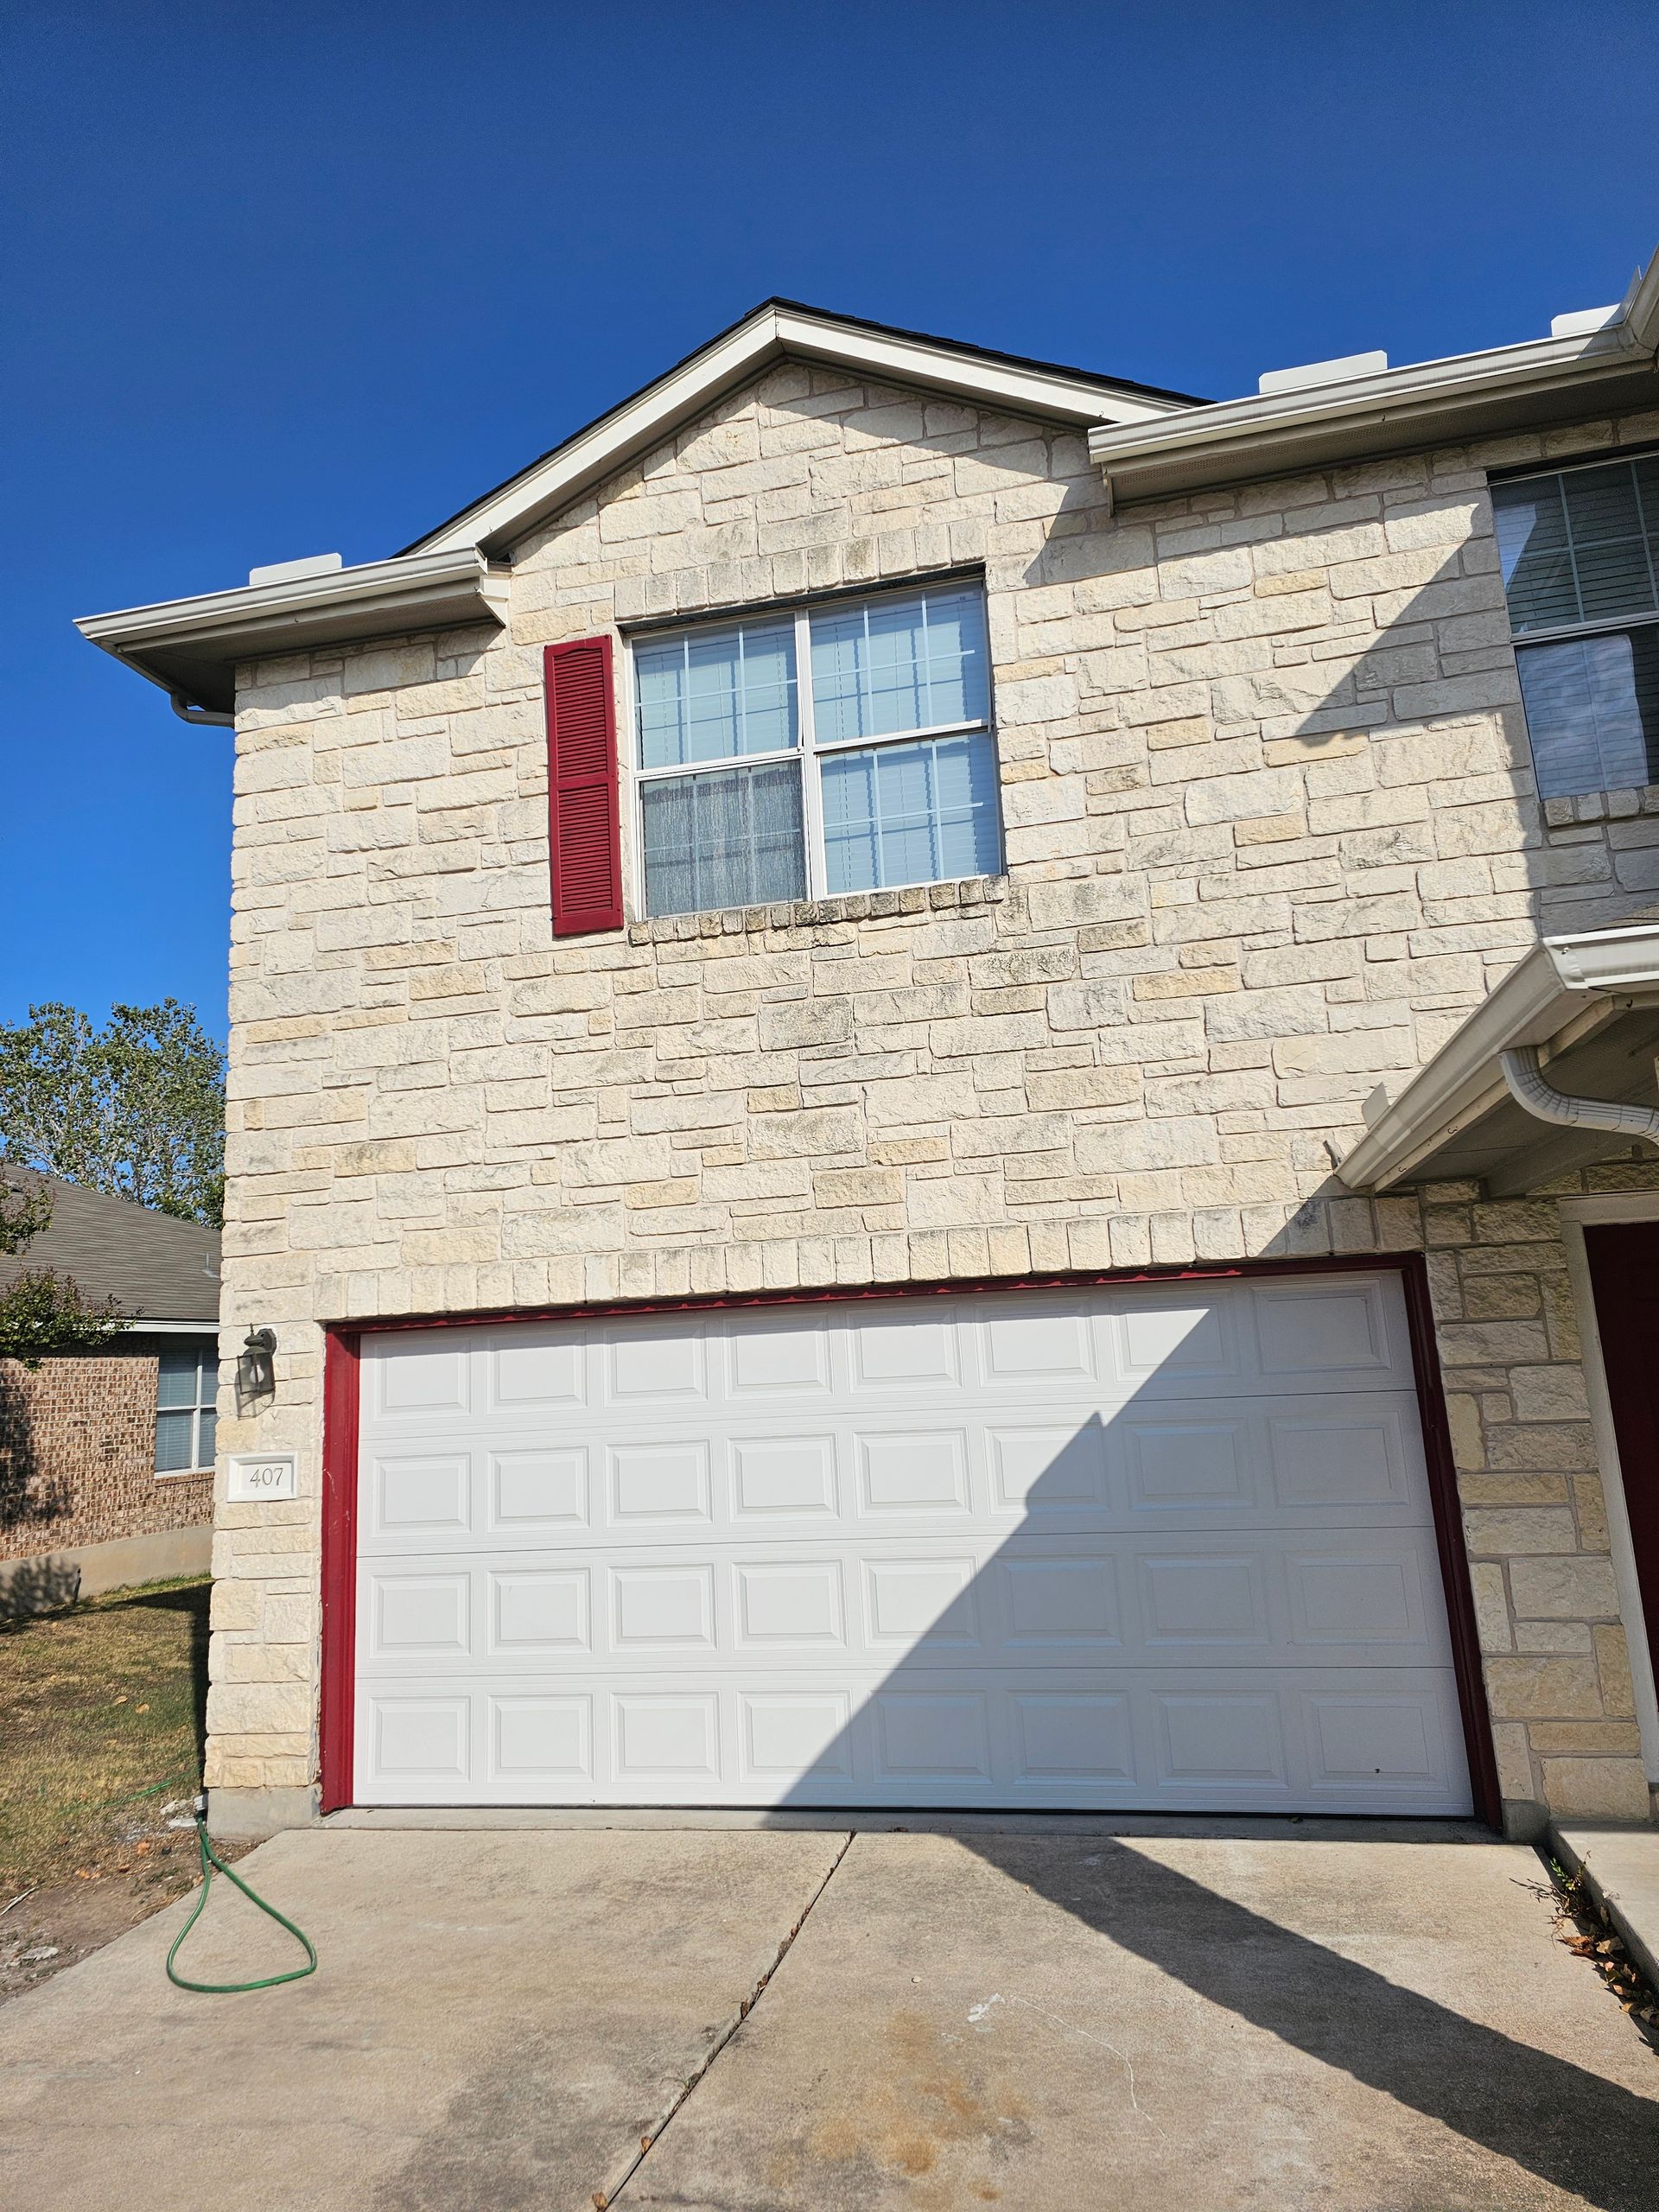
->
[847, 1309, 962, 1392]
[730, 1434, 839, 1519]
[1139, 1551, 1271, 1648]
[855, 1427, 972, 1515]
[486, 1327, 588, 1413]
[1253, 1275, 1398, 1373]
[487, 1694, 593, 1786]
[1266, 1400, 1417, 1510]
[1154, 1690, 1287, 1788]
[354, 1669, 1471, 1808]
[740, 1690, 854, 1783]
[487, 1567, 590, 1654]
[607, 1440, 713, 1524]
[353, 1274, 1473, 1814]
[986, 1420, 1108, 1513]
[977, 1305, 1098, 1386]
[359, 1532, 1454, 1679]
[370, 1337, 473, 1421]
[368, 1451, 473, 1537]
[725, 1312, 837, 1399]
[486, 1446, 590, 1531]
[1111, 1293, 1240, 1386]
[1000, 1556, 1122, 1648]
[604, 1325, 709, 1407]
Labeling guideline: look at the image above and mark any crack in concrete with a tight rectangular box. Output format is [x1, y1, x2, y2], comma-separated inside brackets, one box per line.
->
[594, 1829, 857, 2209]
[967, 1989, 1164, 2133]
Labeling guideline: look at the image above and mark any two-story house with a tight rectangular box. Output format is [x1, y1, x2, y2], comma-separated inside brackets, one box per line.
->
[81, 256, 1659, 1841]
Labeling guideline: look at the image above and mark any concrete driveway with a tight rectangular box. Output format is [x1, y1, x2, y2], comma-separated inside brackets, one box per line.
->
[0, 1821, 1654, 2211]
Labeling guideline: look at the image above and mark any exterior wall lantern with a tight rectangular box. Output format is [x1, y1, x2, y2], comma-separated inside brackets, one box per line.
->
[236, 1327, 277, 1410]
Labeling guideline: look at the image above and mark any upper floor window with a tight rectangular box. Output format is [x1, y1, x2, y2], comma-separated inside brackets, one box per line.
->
[156, 1340, 217, 1474]
[630, 583, 1001, 917]
[1493, 456, 1659, 798]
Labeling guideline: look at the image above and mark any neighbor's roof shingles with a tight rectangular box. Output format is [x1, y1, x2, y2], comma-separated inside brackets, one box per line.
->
[0, 1170, 219, 1324]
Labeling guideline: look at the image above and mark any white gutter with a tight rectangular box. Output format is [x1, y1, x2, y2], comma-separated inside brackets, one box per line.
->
[1089, 244, 1659, 503]
[77, 548, 512, 716]
[1338, 923, 1659, 1192]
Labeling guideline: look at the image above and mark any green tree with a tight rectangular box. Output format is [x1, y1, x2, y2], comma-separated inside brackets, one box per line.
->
[0, 1174, 129, 1369]
[0, 1001, 225, 1227]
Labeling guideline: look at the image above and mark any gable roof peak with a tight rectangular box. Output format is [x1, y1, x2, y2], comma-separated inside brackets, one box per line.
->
[404, 299, 1203, 559]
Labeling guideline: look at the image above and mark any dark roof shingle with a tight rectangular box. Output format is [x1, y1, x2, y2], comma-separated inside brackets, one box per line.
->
[0, 1169, 220, 1324]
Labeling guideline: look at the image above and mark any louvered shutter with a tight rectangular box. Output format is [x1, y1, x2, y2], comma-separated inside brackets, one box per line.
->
[544, 637, 623, 935]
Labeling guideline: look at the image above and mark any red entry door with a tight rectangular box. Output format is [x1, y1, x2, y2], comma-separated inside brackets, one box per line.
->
[1583, 1223, 1659, 1669]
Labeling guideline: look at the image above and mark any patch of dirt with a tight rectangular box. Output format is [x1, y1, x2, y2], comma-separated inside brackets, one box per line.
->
[0, 1805, 253, 2005]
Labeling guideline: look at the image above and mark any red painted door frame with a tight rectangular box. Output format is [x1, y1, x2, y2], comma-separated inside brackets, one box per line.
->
[318, 1331, 360, 1815]
[315, 1251, 1501, 1825]
[1582, 1224, 1659, 1678]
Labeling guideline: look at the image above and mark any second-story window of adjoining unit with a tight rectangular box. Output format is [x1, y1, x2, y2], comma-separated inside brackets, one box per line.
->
[1493, 455, 1659, 800]
[631, 583, 1001, 917]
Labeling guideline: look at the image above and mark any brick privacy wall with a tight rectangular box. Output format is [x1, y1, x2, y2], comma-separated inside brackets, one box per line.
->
[207, 368, 1659, 1818]
[0, 1337, 213, 1558]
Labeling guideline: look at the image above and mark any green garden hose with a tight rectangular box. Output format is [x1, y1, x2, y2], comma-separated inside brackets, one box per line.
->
[166, 1808, 318, 1993]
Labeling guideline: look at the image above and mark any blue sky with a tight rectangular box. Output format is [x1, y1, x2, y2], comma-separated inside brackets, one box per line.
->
[3, 1, 1656, 1046]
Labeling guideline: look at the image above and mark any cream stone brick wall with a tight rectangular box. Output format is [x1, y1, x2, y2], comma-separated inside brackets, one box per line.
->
[207, 363, 1659, 1825]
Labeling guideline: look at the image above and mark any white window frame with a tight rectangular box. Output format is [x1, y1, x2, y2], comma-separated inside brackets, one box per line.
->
[625, 585, 1001, 917]
[154, 1338, 218, 1478]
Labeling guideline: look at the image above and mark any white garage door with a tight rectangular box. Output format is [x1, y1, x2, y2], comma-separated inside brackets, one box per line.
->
[353, 1272, 1473, 1815]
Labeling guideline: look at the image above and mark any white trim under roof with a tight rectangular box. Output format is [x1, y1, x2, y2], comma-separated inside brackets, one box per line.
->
[1338, 923, 1659, 1193]
[77, 549, 512, 717]
[408, 300, 1193, 560]
[1089, 243, 1659, 505]
[78, 301, 1194, 716]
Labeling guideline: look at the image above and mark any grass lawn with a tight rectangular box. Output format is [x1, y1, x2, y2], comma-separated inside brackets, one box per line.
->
[0, 1575, 209, 1898]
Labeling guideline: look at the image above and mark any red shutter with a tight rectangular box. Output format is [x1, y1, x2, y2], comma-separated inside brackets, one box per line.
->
[544, 636, 623, 935]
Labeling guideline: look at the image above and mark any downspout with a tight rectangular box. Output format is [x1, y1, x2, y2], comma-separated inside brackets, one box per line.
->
[1497, 1045, 1659, 1146]
[170, 693, 234, 728]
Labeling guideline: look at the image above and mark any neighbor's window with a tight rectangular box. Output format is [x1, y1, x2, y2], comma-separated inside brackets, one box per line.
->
[631, 583, 1001, 916]
[155, 1341, 218, 1474]
[1493, 455, 1659, 799]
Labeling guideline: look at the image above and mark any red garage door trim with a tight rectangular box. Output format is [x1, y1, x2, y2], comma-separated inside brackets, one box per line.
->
[317, 1252, 1500, 1823]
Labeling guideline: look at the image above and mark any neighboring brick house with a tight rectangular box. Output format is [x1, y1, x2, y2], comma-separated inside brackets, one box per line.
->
[0, 1173, 221, 1609]
[80, 254, 1659, 1839]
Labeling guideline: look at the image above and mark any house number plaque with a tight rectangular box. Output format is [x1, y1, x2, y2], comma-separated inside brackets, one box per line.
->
[227, 1452, 298, 1502]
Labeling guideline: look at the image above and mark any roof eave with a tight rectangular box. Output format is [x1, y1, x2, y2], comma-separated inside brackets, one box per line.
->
[76, 548, 512, 716]
[1338, 924, 1659, 1192]
[1088, 324, 1659, 505]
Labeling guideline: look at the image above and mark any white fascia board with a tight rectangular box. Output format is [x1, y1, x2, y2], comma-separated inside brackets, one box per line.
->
[768, 307, 1183, 429]
[125, 1316, 222, 1334]
[413, 306, 1187, 559]
[1087, 316, 1658, 492]
[77, 549, 511, 709]
[77, 548, 505, 658]
[1338, 923, 1659, 1191]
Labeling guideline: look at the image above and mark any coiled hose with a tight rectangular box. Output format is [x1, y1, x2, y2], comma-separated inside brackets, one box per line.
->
[166, 1806, 318, 1994]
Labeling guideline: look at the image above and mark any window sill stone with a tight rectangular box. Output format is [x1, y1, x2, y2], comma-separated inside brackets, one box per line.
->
[624, 874, 1010, 945]
[1542, 786, 1659, 832]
